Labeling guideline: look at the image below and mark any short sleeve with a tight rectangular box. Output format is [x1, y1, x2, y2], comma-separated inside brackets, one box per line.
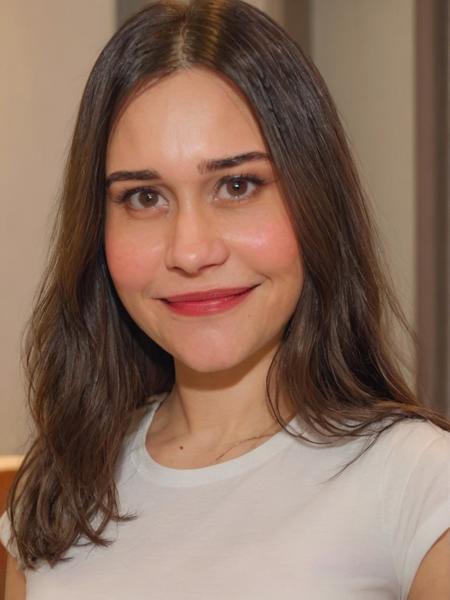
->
[0, 510, 19, 562]
[381, 422, 450, 600]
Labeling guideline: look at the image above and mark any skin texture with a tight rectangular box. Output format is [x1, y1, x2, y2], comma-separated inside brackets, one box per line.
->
[104, 67, 303, 457]
[4, 554, 26, 600]
[407, 528, 450, 600]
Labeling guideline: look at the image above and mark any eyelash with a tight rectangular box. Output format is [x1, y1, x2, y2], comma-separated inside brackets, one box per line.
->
[113, 172, 268, 210]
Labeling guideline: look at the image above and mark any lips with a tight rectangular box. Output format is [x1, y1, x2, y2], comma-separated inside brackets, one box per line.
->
[162, 286, 257, 303]
[160, 286, 258, 317]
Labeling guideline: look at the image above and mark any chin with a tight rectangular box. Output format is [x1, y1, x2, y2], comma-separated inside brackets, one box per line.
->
[170, 340, 269, 377]
[174, 353, 245, 375]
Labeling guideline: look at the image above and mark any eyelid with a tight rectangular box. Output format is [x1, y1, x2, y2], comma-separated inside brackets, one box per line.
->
[214, 172, 267, 198]
[113, 185, 159, 205]
[111, 172, 269, 208]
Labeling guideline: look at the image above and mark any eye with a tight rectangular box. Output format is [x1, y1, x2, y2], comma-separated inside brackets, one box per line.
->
[216, 174, 266, 202]
[117, 187, 166, 211]
[113, 173, 268, 211]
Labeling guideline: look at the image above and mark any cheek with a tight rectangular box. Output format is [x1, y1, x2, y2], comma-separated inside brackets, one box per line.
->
[236, 211, 302, 277]
[104, 218, 162, 293]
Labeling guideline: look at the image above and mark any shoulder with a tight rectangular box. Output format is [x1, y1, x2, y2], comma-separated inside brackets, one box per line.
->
[408, 527, 450, 600]
[114, 394, 164, 482]
[373, 419, 450, 599]
[333, 417, 449, 476]
[370, 417, 450, 495]
[373, 417, 450, 464]
[0, 510, 23, 572]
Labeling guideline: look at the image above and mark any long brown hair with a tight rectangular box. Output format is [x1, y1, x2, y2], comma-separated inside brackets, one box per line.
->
[6, 0, 450, 571]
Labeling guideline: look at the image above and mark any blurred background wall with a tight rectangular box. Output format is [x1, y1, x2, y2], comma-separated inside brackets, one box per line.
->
[0, 0, 448, 454]
[0, 1, 116, 454]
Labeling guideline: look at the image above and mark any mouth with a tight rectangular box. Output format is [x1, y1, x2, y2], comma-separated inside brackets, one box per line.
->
[162, 286, 258, 303]
[159, 285, 259, 317]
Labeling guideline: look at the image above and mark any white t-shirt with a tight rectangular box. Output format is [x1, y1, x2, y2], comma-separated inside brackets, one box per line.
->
[1, 391, 449, 599]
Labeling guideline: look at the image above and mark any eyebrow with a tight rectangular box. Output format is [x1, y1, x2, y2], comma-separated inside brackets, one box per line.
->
[105, 151, 271, 189]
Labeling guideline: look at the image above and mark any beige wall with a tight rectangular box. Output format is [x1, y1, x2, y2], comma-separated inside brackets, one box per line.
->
[0, 1, 115, 454]
[249, 0, 285, 22]
[310, 0, 416, 381]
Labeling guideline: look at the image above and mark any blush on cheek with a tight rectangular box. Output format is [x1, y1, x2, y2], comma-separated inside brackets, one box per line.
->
[104, 232, 149, 292]
[239, 219, 301, 270]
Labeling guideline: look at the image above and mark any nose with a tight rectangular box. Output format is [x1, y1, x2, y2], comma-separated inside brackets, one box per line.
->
[164, 205, 229, 274]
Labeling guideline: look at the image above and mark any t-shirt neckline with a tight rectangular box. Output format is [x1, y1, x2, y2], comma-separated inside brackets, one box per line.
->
[131, 392, 304, 487]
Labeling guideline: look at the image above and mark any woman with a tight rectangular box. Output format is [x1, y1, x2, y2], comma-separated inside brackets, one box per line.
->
[1, 1, 449, 598]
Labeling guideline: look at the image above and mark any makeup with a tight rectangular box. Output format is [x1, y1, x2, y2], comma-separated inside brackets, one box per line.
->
[161, 286, 256, 316]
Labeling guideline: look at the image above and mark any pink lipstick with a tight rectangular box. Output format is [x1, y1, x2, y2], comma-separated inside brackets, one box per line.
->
[161, 286, 257, 316]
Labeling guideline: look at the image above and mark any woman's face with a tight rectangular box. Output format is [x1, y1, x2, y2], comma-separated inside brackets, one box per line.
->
[105, 67, 303, 373]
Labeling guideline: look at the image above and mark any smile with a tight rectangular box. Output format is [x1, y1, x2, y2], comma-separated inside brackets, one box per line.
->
[160, 286, 258, 316]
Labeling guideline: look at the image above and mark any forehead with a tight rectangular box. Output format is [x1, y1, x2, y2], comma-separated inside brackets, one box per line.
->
[106, 67, 268, 174]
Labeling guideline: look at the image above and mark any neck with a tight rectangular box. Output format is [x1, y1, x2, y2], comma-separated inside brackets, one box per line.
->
[153, 343, 294, 448]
